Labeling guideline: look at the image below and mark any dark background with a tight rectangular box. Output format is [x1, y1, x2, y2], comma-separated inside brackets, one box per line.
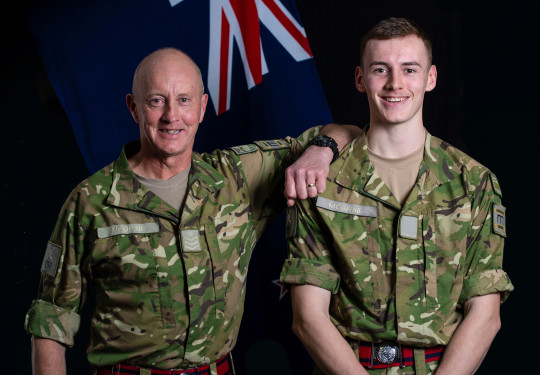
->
[4, 0, 536, 374]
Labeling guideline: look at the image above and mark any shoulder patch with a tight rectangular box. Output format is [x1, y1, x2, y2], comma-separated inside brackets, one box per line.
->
[41, 241, 62, 277]
[492, 203, 507, 237]
[254, 139, 290, 151]
[230, 144, 258, 155]
[490, 173, 502, 197]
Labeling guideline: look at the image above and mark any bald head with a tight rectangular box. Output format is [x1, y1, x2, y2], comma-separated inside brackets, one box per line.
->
[131, 48, 204, 99]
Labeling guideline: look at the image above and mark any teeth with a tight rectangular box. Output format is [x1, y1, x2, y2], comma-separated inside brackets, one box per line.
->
[386, 97, 405, 102]
[161, 129, 180, 134]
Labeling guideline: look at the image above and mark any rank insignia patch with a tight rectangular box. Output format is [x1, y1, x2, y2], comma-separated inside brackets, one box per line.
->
[230, 144, 258, 155]
[182, 230, 202, 252]
[41, 241, 61, 277]
[492, 203, 507, 237]
[254, 139, 290, 151]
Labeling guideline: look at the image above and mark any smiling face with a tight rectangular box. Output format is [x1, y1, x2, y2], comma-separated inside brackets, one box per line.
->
[355, 35, 436, 128]
[126, 49, 208, 163]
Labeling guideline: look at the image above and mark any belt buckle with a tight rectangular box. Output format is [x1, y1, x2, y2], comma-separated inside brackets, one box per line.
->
[374, 342, 400, 365]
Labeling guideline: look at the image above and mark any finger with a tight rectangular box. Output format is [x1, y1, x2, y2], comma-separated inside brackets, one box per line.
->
[316, 177, 327, 194]
[294, 170, 309, 200]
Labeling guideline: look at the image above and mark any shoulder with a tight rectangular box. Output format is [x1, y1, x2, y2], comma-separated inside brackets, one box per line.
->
[428, 134, 501, 195]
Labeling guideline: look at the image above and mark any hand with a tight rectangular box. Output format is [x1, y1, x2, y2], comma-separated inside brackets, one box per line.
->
[284, 145, 333, 206]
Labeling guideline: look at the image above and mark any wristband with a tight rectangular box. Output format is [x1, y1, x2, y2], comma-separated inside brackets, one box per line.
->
[307, 135, 339, 162]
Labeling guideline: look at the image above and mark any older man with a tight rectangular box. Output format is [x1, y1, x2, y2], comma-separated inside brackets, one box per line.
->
[25, 47, 358, 374]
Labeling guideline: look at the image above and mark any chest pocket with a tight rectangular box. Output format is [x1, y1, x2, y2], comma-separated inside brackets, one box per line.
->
[315, 196, 387, 313]
[420, 194, 471, 310]
[90, 221, 179, 328]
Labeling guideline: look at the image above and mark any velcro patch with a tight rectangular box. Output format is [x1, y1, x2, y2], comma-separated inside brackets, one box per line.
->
[492, 203, 507, 237]
[41, 241, 61, 277]
[230, 144, 258, 155]
[399, 215, 418, 239]
[182, 230, 202, 252]
[316, 196, 378, 217]
[254, 139, 290, 151]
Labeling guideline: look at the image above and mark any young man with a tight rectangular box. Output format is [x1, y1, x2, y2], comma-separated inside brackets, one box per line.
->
[25, 47, 358, 375]
[281, 17, 513, 375]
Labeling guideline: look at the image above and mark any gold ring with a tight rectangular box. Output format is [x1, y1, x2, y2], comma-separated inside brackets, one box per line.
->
[307, 183, 316, 188]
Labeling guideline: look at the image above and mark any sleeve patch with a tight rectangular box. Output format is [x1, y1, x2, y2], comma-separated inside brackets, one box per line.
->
[490, 173, 502, 197]
[492, 203, 507, 237]
[254, 139, 290, 151]
[230, 144, 258, 155]
[41, 241, 62, 277]
[286, 206, 298, 239]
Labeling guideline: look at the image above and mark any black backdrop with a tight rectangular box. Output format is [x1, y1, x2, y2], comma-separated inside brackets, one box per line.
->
[4, 1, 537, 374]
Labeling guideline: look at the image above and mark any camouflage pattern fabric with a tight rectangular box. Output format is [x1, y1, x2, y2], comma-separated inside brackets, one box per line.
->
[281, 129, 513, 352]
[25, 126, 320, 370]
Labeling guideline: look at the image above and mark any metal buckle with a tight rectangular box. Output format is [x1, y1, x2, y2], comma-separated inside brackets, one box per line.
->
[374, 342, 401, 365]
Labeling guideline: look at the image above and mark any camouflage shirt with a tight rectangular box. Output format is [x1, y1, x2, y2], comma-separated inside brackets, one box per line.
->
[25, 126, 319, 370]
[281, 129, 513, 347]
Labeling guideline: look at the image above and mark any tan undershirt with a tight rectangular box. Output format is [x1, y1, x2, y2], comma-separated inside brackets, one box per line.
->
[368, 145, 424, 205]
[136, 167, 190, 213]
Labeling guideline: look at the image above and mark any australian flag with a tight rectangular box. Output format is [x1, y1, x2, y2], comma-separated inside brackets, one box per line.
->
[24, 0, 332, 374]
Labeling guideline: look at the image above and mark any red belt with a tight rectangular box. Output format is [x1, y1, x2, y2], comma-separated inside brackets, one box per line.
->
[358, 342, 444, 369]
[96, 353, 232, 375]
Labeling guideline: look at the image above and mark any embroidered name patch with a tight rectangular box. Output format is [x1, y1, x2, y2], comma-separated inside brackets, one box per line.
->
[399, 215, 418, 239]
[316, 197, 378, 217]
[97, 223, 159, 239]
[254, 139, 290, 151]
[182, 230, 202, 252]
[230, 144, 258, 155]
[492, 203, 507, 237]
[41, 241, 61, 277]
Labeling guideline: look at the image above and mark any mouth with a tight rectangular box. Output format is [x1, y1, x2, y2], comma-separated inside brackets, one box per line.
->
[159, 129, 181, 135]
[382, 96, 407, 103]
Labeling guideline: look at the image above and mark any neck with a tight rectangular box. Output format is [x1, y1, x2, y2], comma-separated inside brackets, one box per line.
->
[129, 150, 191, 180]
[366, 122, 425, 158]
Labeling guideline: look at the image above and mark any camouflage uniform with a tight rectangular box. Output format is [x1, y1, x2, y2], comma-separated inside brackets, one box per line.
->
[281, 129, 513, 373]
[25, 126, 319, 372]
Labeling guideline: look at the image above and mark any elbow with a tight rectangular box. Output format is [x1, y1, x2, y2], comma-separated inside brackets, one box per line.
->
[291, 315, 310, 343]
[491, 313, 502, 336]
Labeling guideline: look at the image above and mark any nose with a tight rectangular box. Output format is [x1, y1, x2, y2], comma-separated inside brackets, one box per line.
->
[385, 70, 403, 91]
[162, 102, 179, 123]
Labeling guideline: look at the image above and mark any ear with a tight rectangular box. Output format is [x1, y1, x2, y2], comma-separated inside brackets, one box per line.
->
[355, 66, 366, 93]
[425, 65, 437, 92]
[126, 94, 140, 123]
[199, 93, 208, 123]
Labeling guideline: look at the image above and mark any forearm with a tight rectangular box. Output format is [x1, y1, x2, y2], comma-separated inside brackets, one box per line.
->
[435, 294, 501, 375]
[31, 336, 67, 375]
[291, 285, 368, 375]
[319, 124, 360, 151]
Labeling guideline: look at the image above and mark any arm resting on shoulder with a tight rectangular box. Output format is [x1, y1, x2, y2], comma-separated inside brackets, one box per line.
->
[285, 124, 360, 206]
[434, 293, 501, 375]
[291, 284, 369, 375]
[31, 336, 67, 375]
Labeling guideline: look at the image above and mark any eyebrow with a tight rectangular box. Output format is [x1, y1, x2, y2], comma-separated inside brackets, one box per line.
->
[369, 61, 423, 68]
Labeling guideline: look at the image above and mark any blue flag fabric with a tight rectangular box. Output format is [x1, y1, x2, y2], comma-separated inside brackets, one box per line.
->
[25, 0, 333, 173]
[25, 0, 332, 373]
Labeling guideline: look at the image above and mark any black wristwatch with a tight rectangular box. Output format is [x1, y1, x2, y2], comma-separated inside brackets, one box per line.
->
[307, 135, 339, 162]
